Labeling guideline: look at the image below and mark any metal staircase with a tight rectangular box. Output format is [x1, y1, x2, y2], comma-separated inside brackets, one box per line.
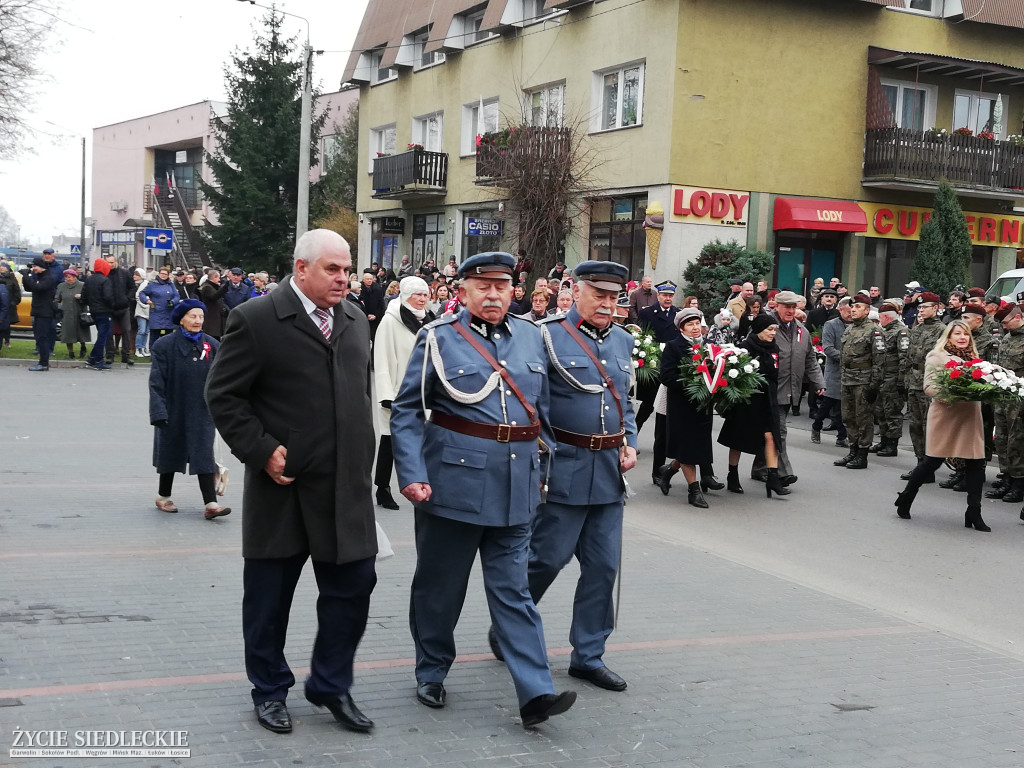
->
[152, 174, 211, 270]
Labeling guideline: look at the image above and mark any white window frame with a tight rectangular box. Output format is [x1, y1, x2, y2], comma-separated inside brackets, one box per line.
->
[953, 88, 1007, 138]
[522, 0, 556, 23]
[879, 78, 937, 131]
[410, 30, 445, 70]
[461, 98, 500, 156]
[526, 82, 565, 127]
[902, 0, 940, 16]
[370, 49, 396, 85]
[591, 61, 645, 133]
[369, 123, 397, 172]
[464, 10, 495, 45]
[412, 112, 444, 152]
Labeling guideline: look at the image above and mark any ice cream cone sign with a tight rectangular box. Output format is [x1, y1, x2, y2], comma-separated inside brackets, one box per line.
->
[643, 201, 665, 269]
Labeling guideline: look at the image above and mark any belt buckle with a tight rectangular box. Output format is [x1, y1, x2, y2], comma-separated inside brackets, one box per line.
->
[496, 423, 512, 443]
[589, 434, 603, 451]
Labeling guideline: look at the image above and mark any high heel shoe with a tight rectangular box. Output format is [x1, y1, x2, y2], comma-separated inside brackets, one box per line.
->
[658, 465, 679, 496]
[965, 504, 990, 532]
[726, 465, 743, 494]
[895, 488, 917, 519]
[765, 468, 790, 498]
[700, 474, 725, 492]
[687, 481, 709, 509]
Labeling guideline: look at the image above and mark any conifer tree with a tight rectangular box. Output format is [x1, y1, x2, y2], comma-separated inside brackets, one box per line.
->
[200, 8, 326, 275]
[909, 181, 972, 299]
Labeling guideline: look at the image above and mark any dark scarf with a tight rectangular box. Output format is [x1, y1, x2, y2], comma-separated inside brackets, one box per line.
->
[400, 304, 434, 334]
[180, 327, 204, 344]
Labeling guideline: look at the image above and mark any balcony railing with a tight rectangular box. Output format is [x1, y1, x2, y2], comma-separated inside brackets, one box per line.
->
[475, 126, 572, 185]
[371, 148, 448, 199]
[863, 127, 1024, 195]
[144, 184, 204, 212]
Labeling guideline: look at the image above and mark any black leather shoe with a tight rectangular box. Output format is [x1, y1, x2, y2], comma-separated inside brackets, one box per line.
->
[781, 475, 797, 487]
[375, 487, 400, 510]
[255, 700, 292, 734]
[416, 682, 446, 708]
[568, 665, 627, 691]
[305, 691, 373, 732]
[700, 475, 725, 492]
[488, 625, 505, 661]
[520, 691, 577, 727]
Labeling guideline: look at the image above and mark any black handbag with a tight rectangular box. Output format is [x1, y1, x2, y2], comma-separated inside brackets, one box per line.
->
[79, 310, 94, 326]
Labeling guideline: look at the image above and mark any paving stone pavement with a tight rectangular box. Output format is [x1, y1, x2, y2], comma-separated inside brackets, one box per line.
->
[2, 365, 1024, 767]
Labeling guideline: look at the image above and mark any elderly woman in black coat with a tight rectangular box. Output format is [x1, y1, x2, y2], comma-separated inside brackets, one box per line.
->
[657, 307, 719, 508]
[717, 313, 789, 498]
[149, 298, 230, 519]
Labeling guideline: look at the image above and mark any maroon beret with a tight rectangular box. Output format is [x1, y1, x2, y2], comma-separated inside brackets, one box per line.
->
[966, 287, 986, 298]
[994, 303, 1020, 322]
[918, 292, 941, 304]
[852, 293, 872, 305]
[878, 302, 899, 313]
[961, 305, 986, 317]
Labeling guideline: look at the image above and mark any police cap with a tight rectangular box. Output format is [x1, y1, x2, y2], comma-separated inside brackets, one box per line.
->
[573, 260, 628, 292]
[457, 251, 515, 281]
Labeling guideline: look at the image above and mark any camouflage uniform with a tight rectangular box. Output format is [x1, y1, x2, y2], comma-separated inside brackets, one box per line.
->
[992, 325, 1024, 493]
[873, 318, 910, 453]
[983, 315, 1003, 339]
[903, 316, 945, 460]
[836, 317, 884, 466]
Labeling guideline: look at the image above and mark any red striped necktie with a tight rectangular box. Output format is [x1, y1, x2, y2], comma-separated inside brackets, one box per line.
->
[312, 308, 331, 341]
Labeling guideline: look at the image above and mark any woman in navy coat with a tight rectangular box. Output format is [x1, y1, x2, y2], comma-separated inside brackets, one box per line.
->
[149, 298, 230, 519]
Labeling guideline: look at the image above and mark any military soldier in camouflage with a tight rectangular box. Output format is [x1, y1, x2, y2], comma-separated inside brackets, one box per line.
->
[985, 303, 1024, 503]
[833, 293, 885, 470]
[868, 302, 909, 457]
[964, 288, 1003, 340]
[899, 292, 945, 483]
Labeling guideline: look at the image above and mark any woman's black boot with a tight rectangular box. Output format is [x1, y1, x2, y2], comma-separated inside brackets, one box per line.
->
[658, 465, 679, 496]
[700, 464, 724, 492]
[687, 482, 709, 509]
[895, 488, 917, 519]
[766, 468, 790, 498]
[966, 504, 990, 532]
[726, 465, 743, 494]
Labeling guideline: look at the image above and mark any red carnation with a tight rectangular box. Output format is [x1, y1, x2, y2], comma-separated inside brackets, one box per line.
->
[945, 360, 959, 369]
[971, 368, 984, 379]
[812, 336, 820, 344]
[968, 358, 984, 366]
[949, 369, 962, 379]
[692, 355, 702, 362]
[637, 359, 644, 367]
[719, 379, 728, 387]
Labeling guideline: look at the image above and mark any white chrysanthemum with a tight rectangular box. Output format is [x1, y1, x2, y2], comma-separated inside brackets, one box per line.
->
[638, 351, 646, 358]
[644, 335, 653, 345]
[632, 360, 640, 368]
[752, 359, 760, 368]
[743, 364, 753, 374]
[728, 369, 739, 378]
[728, 355, 738, 364]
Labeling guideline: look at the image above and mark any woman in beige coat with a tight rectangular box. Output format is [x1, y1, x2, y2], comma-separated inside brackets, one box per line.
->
[894, 320, 989, 531]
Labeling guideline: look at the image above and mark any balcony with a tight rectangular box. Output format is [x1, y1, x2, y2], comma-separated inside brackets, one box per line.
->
[475, 126, 572, 186]
[863, 127, 1024, 199]
[371, 148, 448, 200]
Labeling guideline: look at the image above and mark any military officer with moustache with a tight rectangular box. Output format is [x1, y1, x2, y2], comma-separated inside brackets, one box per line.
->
[499, 261, 638, 693]
[985, 303, 1024, 503]
[869, 302, 910, 458]
[390, 251, 577, 729]
[833, 293, 884, 470]
[900, 292, 946, 483]
[634, 281, 679, 434]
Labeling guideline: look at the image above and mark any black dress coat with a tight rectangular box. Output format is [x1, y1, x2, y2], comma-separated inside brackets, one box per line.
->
[149, 329, 220, 475]
[199, 280, 229, 338]
[204, 277, 377, 565]
[660, 334, 715, 466]
[717, 334, 781, 455]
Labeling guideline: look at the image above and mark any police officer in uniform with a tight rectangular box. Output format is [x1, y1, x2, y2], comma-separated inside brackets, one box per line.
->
[869, 302, 910, 457]
[833, 293, 884, 470]
[900, 292, 945, 483]
[390, 252, 576, 728]
[508, 261, 638, 693]
[634, 281, 678, 435]
[986, 303, 1024, 502]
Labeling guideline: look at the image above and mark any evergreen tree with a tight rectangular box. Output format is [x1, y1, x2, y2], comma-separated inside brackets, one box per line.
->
[200, 8, 327, 275]
[910, 181, 972, 299]
[682, 239, 774, 309]
[314, 99, 359, 256]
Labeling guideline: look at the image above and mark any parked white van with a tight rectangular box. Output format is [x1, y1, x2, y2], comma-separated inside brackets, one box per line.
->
[986, 269, 1024, 302]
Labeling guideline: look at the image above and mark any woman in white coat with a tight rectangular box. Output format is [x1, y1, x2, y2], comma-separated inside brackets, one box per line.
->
[373, 276, 434, 509]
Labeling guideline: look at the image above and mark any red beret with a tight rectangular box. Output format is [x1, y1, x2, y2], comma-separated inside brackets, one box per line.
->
[878, 303, 899, 313]
[966, 287, 986, 298]
[918, 292, 941, 304]
[852, 293, 872, 305]
[961, 305, 986, 316]
[994, 303, 1020, 322]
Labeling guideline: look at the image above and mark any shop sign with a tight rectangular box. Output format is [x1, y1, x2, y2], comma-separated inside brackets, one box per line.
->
[466, 217, 502, 237]
[859, 202, 1024, 247]
[98, 230, 136, 245]
[670, 186, 749, 226]
[380, 216, 405, 234]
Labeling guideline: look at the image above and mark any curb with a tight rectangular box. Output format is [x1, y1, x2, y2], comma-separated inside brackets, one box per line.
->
[0, 358, 145, 370]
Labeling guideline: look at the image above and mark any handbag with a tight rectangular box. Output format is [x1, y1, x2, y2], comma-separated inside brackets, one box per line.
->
[79, 310, 94, 326]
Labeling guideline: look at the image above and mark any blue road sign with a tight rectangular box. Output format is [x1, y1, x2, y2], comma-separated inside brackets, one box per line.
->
[69, 244, 81, 255]
[144, 228, 174, 251]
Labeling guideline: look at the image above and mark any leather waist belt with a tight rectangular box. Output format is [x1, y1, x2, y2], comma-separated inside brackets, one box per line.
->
[430, 411, 540, 443]
[553, 427, 625, 451]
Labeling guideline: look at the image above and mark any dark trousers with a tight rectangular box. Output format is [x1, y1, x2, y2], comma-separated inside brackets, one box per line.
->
[32, 316, 56, 366]
[87, 315, 112, 365]
[652, 413, 666, 477]
[105, 307, 133, 359]
[158, 472, 216, 504]
[374, 434, 393, 488]
[812, 396, 846, 440]
[242, 554, 376, 705]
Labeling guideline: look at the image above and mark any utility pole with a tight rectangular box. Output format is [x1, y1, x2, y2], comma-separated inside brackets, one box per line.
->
[297, 41, 312, 239]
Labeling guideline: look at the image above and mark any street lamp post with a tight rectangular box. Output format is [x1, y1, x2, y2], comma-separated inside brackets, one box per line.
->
[44, 121, 88, 267]
[237, 0, 314, 241]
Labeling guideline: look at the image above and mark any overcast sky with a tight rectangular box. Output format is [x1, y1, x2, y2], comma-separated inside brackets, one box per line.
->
[0, 0, 368, 245]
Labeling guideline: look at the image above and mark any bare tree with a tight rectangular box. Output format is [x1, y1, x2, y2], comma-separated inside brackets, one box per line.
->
[0, 0, 60, 160]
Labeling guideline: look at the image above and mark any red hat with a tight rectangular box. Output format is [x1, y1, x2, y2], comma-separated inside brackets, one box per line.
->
[918, 292, 941, 304]
[961, 305, 986, 317]
[994, 303, 1020, 322]
[878, 302, 899, 313]
[966, 287, 986, 298]
[852, 293, 872, 305]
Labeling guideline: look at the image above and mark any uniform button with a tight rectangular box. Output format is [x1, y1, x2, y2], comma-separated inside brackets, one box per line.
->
[570, 361, 576, 366]
[605, 405, 610, 410]
[511, 453, 517, 460]
[603, 382, 608, 388]
[193, 357, 198, 361]
[511, 421, 517, 426]
[506, 389, 512, 395]
[500, 360, 507, 366]
[493, 333, 501, 339]
[601, 359, 607, 364]
[460, 458, 465, 464]
[458, 369, 464, 374]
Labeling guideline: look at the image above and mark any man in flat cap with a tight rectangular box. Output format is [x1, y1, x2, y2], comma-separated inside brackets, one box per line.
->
[223, 267, 251, 312]
[900, 292, 945, 483]
[497, 260, 638, 693]
[834, 293, 884, 470]
[806, 288, 839, 329]
[987, 303, 1024, 503]
[869, 302, 910, 457]
[391, 251, 577, 728]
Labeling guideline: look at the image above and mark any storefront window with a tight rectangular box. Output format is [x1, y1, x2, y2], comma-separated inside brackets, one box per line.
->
[371, 218, 399, 271]
[864, 238, 993, 297]
[462, 209, 503, 259]
[412, 213, 445, 268]
[588, 194, 647, 280]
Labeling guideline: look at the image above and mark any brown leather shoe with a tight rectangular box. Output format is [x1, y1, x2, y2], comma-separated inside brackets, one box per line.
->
[155, 497, 178, 513]
[204, 504, 231, 520]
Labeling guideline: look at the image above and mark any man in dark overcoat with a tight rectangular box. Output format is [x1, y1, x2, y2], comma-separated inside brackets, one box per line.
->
[205, 229, 378, 737]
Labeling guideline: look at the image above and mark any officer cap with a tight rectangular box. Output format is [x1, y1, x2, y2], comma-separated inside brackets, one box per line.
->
[728, 278, 743, 287]
[918, 292, 941, 305]
[457, 251, 515, 281]
[852, 293, 872, 306]
[616, 290, 630, 309]
[966, 287, 986, 298]
[656, 280, 677, 294]
[994, 303, 1019, 322]
[774, 290, 802, 306]
[961, 305, 986, 317]
[673, 307, 703, 328]
[230, 267, 244, 275]
[878, 302, 899, 314]
[573, 260, 628, 292]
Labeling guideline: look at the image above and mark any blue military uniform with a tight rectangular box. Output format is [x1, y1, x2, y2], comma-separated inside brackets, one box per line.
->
[529, 272, 638, 680]
[390, 252, 561, 713]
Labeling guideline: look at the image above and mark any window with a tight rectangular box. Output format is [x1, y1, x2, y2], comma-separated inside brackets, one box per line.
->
[411, 30, 445, 69]
[462, 208, 503, 258]
[594, 62, 644, 132]
[370, 50, 396, 84]
[369, 124, 396, 170]
[522, 0, 554, 22]
[412, 213, 446, 267]
[953, 89, 1006, 137]
[462, 98, 499, 155]
[588, 194, 648, 280]
[906, 0, 936, 13]
[880, 79, 936, 132]
[321, 133, 343, 171]
[412, 112, 443, 152]
[527, 83, 564, 127]
[464, 10, 492, 44]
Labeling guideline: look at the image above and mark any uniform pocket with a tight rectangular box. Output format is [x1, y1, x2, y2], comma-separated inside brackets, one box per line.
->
[434, 445, 489, 512]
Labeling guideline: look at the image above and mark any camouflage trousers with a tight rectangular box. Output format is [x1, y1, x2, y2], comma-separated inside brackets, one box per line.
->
[841, 384, 874, 449]
[873, 385, 905, 441]
[993, 403, 1024, 476]
[907, 389, 930, 459]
